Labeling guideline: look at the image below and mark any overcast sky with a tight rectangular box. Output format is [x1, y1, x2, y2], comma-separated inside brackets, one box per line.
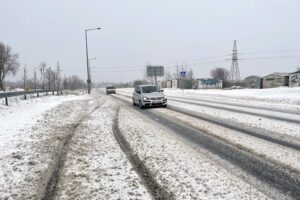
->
[1, 0, 300, 82]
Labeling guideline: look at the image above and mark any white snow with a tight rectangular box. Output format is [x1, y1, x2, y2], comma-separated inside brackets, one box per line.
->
[118, 105, 271, 199]
[116, 87, 300, 138]
[168, 100, 300, 138]
[0, 93, 152, 199]
[153, 108, 300, 171]
[55, 99, 151, 199]
[117, 87, 300, 111]
[0, 93, 94, 199]
[1, 87, 299, 199]
[165, 87, 300, 103]
[0, 94, 87, 146]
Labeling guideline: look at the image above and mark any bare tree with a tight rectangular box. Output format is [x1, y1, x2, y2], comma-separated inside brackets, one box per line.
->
[51, 70, 56, 90]
[33, 68, 37, 90]
[39, 62, 47, 90]
[210, 67, 229, 80]
[0, 42, 20, 90]
[63, 75, 87, 90]
[46, 67, 52, 90]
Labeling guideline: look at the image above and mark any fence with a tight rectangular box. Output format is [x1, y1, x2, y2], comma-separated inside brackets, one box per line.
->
[0, 90, 62, 106]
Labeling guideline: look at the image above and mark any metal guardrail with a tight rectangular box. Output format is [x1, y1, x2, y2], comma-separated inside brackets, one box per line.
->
[0, 90, 61, 106]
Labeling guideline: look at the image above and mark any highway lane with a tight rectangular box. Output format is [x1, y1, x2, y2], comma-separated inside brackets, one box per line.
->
[110, 93, 300, 199]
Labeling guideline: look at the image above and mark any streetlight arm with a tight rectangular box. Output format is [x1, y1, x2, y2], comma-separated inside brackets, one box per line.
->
[85, 27, 101, 32]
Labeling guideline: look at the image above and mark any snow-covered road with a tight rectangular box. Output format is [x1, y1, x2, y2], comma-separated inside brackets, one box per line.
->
[1, 88, 300, 199]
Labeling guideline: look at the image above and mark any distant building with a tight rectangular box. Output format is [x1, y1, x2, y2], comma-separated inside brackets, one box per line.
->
[289, 71, 300, 87]
[262, 73, 289, 88]
[243, 76, 261, 89]
[196, 79, 223, 89]
[170, 79, 194, 89]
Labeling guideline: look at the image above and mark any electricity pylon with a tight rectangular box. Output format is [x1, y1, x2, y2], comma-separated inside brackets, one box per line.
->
[229, 40, 241, 82]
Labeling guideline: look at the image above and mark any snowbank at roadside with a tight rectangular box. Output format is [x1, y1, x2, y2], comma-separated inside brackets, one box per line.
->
[0, 94, 89, 145]
[0, 94, 93, 199]
[164, 87, 300, 105]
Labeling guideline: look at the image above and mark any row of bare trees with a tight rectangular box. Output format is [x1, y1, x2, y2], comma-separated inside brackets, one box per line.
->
[0, 41, 87, 91]
[14, 63, 86, 91]
[9, 62, 62, 91]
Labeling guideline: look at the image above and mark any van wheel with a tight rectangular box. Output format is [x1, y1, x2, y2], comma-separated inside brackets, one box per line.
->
[133, 99, 136, 106]
[139, 101, 144, 109]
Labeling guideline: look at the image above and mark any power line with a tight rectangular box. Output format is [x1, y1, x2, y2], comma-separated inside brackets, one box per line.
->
[243, 55, 300, 60]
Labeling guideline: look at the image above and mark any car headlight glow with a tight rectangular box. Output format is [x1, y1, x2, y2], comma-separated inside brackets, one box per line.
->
[163, 95, 167, 100]
[142, 97, 149, 101]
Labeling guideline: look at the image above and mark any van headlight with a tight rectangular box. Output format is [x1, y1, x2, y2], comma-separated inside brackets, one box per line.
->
[163, 95, 167, 100]
[142, 97, 149, 101]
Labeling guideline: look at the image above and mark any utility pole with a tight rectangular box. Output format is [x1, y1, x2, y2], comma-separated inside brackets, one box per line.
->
[23, 65, 28, 90]
[229, 40, 241, 83]
[85, 27, 101, 94]
[85, 30, 91, 94]
[56, 62, 63, 95]
[23, 65, 28, 99]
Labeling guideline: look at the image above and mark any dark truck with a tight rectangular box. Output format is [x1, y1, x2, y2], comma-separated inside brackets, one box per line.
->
[106, 85, 116, 94]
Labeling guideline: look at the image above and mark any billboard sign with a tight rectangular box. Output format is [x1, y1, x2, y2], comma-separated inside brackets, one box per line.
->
[147, 66, 164, 77]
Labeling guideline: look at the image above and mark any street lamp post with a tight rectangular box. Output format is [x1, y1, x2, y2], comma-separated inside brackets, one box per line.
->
[85, 27, 101, 94]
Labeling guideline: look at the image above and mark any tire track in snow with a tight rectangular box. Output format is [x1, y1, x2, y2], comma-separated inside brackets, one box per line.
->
[115, 92, 300, 152]
[111, 94, 300, 199]
[169, 98, 300, 124]
[112, 106, 173, 200]
[168, 95, 300, 115]
[40, 99, 105, 200]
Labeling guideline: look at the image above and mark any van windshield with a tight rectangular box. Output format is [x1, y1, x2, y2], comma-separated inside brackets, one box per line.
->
[106, 86, 115, 89]
[141, 86, 159, 93]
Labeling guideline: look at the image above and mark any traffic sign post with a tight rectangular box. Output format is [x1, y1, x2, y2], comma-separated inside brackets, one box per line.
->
[180, 71, 186, 77]
[146, 66, 164, 86]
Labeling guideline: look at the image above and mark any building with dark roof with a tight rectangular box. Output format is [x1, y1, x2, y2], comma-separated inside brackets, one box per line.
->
[243, 76, 261, 88]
